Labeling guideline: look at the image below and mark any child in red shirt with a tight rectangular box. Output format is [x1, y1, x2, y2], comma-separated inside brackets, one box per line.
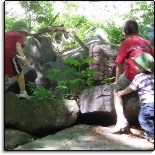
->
[111, 19, 154, 133]
[5, 21, 29, 99]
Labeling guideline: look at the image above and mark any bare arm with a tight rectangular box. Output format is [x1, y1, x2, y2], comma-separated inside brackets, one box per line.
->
[16, 42, 26, 57]
[115, 63, 123, 82]
[16, 42, 28, 66]
[117, 87, 133, 97]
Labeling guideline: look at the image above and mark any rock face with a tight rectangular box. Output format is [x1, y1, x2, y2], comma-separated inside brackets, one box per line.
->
[15, 125, 154, 150]
[24, 36, 57, 74]
[89, 43, 117, 80]
[80, 85, 114, 113]
[5, 92, 79, 136]
[5, 129, 37, 150]
[79, 84, 140, 125]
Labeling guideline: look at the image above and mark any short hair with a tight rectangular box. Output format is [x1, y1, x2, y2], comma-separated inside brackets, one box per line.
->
[123, 19, 138, 35]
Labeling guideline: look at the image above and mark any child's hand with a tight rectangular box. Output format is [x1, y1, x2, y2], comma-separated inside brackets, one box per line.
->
[22, 59, 29, 66]
[116, 90, 124, 97]
[111, 81, 116, 85]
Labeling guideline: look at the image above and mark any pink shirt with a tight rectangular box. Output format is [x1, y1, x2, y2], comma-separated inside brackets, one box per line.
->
[115, 36, 154, 80]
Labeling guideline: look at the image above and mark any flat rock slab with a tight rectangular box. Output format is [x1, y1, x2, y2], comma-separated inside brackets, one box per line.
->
[15, 125, 154, 150]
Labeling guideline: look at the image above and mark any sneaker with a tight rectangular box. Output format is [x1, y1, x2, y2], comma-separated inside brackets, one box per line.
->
[141, 132, 154, 143]
[111, 123, 129, 134]
[140, 132, 147, 139]
[18, 91, 29, 99]
[147, 135, 154, 143]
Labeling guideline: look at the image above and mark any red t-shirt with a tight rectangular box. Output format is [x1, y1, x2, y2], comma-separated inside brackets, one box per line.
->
[115, 36, 154, 80]
[5, 31, 25, 58]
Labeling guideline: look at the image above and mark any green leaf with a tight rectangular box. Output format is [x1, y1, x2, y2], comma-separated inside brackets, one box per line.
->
[64, 58, 80, 66]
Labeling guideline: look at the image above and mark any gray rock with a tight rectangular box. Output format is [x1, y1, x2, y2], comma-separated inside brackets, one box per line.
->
[5, 92, 79, 136]
[79, 84, 140, 125]
[80, 85, 114, 113]
[15, 125, 153, 150]
[23, 36, 57, 75]
[5, 128, 37, 150]
[88, 43, 117, 80]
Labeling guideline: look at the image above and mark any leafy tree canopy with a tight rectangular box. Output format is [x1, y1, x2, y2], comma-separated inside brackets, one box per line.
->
[5, 1, 154, 47]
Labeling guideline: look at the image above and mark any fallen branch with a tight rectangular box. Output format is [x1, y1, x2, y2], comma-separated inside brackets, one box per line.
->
[29, 25, 89, 53]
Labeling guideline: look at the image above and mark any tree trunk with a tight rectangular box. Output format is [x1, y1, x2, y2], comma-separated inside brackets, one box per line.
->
[68, 30, 89, 55]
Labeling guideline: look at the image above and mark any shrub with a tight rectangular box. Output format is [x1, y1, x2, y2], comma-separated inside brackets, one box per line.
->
[47, 55, 98, 99]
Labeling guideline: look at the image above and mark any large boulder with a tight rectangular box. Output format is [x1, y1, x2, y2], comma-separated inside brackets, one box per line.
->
[15, 125, 153, 150]
[5, 92, 79, 136]
[23, 36, 57, 75]
[80, 85, 114, 113]
[79, 84, 140, 125]
[88, 43, 117, 80]
[5, 129, 37, 150]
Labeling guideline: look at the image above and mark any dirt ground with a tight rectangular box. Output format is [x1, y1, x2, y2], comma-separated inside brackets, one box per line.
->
[92, 125, 154, 150]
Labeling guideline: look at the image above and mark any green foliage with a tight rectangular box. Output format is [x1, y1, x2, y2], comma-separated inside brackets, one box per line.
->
[20, 1, 55, 30]
[5, 1, 154, 47]
[103, 21, 124, 45]
[5, 17, 15, 31]
[47, 56, 98, 99]
[27, 55, 115, 100]
[123, 1, 154, 39]
[127, 1, 154, 25]
[5, 16, 31, 32]
[27, 82, 53, 99]
[58, 14, 94, 49]
[26, 56, 100, 100]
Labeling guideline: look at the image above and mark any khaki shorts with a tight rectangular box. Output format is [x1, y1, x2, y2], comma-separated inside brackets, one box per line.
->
[114, 74, 131, 92]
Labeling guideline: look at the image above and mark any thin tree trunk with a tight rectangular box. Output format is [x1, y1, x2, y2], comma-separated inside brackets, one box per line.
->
[68, 29, 89, 54]
[49, 12, 60, 26]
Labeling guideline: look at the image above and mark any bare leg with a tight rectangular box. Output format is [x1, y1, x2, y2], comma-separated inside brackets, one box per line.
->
[17, 71, 25, 92]
[114, 90, 127, 124]
[17, 72, 29, 99]
[111, 90, 129, 133]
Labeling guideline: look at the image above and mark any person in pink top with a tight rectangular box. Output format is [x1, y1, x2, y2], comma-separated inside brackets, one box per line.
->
[111, 19, 154, 133]
[5, 21, 29, 99]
